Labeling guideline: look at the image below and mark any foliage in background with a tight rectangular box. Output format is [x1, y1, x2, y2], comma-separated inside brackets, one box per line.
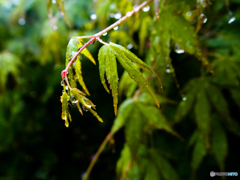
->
[0, 0, 240, 180]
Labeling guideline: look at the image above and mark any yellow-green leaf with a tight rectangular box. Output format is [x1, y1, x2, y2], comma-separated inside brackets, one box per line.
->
[76, 38, 96, 64]
[60, 91, 71, 127]
[71, 89, 103, 123]
[111, 99, 134, 134]
[113, 46, 160, 107]
[98, 45, 110, 93]
[105, 45, 119, 115]
[75, 57, 90, 95]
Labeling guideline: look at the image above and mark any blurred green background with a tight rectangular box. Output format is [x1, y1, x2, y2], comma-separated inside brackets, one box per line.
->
[0, 0, 240, 180]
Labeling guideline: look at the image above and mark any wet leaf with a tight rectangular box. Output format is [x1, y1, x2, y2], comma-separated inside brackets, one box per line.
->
[211, 118, 228, 171]
[125, 106, 146, 155]
[111, 99, 134, 134]
[98, 45, 110, 93]
[111, 43, 160, 107]
[75, 57, 90, 95]
[70, 88, 103, 123]
[191, 134, 207, 172]
[144, 160, 161, 180]
[116, 144, 131, 177]
[60, 91, 71, 127]
[206, 84, 232, 124]
[194, 89, 211, 149]
[67, 38, 96, 64]
[76, 38, 96, 64]
[139, 16, 152, 55]
[119, 71, 138, 98]
[105, 46, 119, 115]
[174, 88, 196, 123]
[98, 45, 119, 115]
[149, 149, 179, 180]
[137, 103, 182, 140]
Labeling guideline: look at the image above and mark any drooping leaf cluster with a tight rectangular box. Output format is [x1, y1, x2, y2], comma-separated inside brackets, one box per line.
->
[0, 0, 240, 179]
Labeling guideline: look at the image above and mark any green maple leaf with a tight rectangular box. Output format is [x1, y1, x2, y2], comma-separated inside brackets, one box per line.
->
[98, 43, 160, 115]
[0, 52, 21, 93]
[60, 91, 72, 127]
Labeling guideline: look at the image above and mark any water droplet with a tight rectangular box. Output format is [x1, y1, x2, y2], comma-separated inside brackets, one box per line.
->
[110, 13, 115, 18]
[61, 81, 64, 86]
[166, 64, 172, 73]
[133, 5, 140, 12]
[18, 18, 25, 25]
[175, 49, 185, 54]
[103, 32, 108, 36]
[90, 14, 97, 20]
[53, 25, 58, 30]
[65, 86, 68, 91]
[73, 61, 76, 66]
[110, 4, 115, 10]
[127, 44, 133, 49]
[166, 69, 171, 73]
[82, 105, 88, 112]
[52, 0, 56, 3]
[72, 100, 79, 104]
[203, 17, 208, 23]
[186, 11, 192, 17]
[228, 17, 236, 24]
[143, 5, 150, 12]
[113, 26, 118, 30]
[182, 97, 187, 101]
[175, 44, 184, 54]
[126, 12, 132, 17]
[114, 13, 121, 19]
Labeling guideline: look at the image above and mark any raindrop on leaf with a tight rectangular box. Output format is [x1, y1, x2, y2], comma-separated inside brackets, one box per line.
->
[90, 14, 97, 20]
[143, 5, 150, 12]
[114, 13, 121, 19]
[228, 17, 236, 24]
[18, 18, 25, 25]
[72, 100, 79, 104]
[127, 44, 133, 49]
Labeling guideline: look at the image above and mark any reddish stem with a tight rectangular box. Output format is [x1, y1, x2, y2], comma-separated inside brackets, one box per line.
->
[61, 0, 153, 78]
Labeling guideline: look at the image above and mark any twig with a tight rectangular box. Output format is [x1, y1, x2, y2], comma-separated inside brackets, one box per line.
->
[82, 132, 114, 180]
[61, 0, 153, 78]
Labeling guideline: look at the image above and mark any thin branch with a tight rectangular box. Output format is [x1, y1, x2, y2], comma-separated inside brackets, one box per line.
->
[96, 37, 108, 45]
[82, 132, 114, 180]
[61, 0, 153, 78]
